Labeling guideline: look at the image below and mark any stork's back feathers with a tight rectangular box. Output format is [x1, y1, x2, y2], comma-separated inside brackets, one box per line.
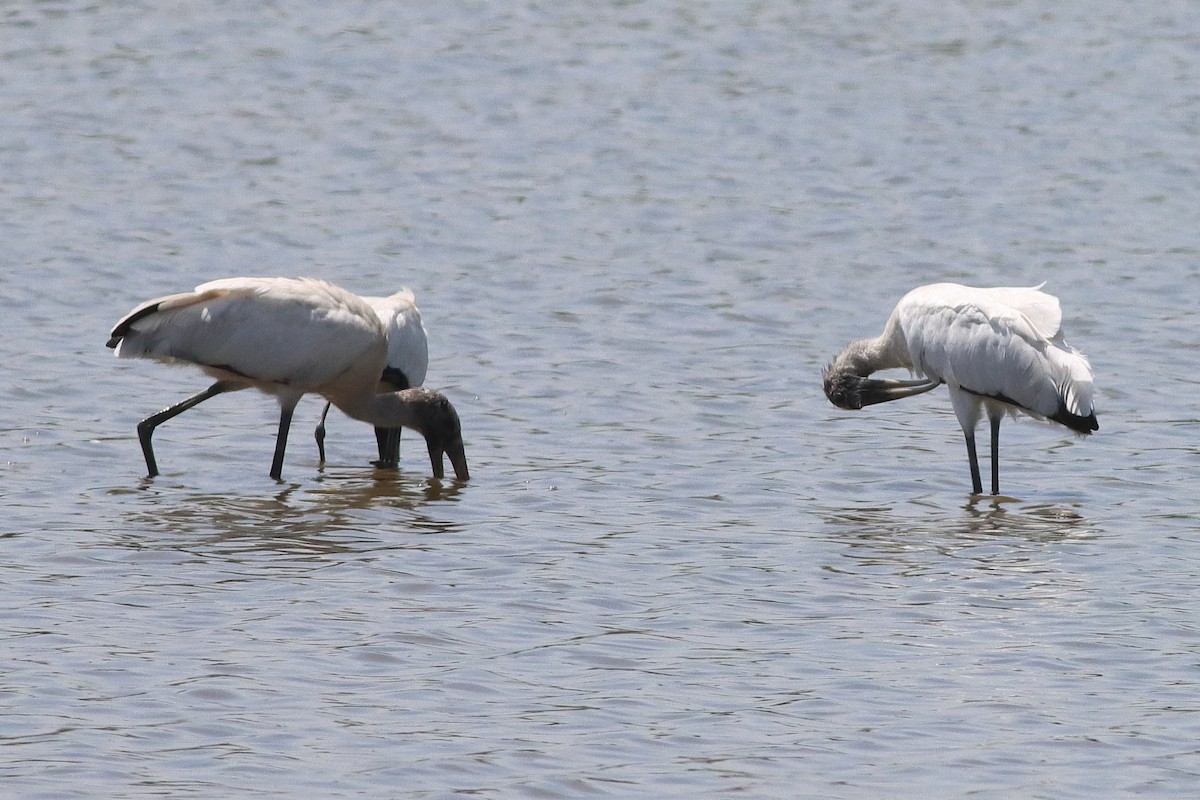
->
[107, 277, 386, 391]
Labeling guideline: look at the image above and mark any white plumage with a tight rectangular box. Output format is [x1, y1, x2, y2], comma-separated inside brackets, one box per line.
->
[313, 289, 430, 466]
[107, 277, 468, 481]
[823, 282, 1097, 495]
[368, 290, 429, 389]
[112, 278, 381, 388]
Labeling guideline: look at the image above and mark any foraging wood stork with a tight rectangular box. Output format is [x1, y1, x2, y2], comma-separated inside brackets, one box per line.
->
[107, 277, 468, 481]
[313, 289, 429, 468]
[822, 282, 1096, 495]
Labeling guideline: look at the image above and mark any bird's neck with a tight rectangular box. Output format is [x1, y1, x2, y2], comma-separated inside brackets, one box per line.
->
[328, 390, 424, 432]
[834, 312, 912, 376]
[833, 336, 891, 376]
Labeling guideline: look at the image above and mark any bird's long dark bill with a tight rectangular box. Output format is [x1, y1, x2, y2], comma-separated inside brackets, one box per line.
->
[826, 370, 940, 410]
[855, 377, 940, 406]
[428, 438, 470, 481]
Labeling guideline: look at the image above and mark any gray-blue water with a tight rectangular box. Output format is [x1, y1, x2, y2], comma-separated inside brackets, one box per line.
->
[3, 2, 1200, 797]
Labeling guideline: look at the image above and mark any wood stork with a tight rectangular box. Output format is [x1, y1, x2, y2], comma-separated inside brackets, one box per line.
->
[822, 282, 1096, 495]
[313, 289, 428, 468]
[107, 277, 469, 481]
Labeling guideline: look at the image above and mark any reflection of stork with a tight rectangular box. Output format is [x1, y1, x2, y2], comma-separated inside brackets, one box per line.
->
[108, 277, 467, 481]
[823, 283, 1096, 495]
[314, 289, 429, 468]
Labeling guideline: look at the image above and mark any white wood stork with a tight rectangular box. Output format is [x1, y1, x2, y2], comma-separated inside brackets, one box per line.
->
[107, 277, 468, 481]
[823, 282, 1096, 495]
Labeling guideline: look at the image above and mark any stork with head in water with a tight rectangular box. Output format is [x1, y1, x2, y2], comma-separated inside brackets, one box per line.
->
[107, 277, 468, 481]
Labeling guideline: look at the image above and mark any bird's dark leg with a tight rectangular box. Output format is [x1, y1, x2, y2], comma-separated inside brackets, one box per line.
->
[373, 427, 401, 468]
[136, 381, 232, 477]
[388, 428, 402, 464]
[963, 429, 983, 495]
[989, 414, 1001, 496]
[314, 401, 332, 463]
[270, 402, 296, 480]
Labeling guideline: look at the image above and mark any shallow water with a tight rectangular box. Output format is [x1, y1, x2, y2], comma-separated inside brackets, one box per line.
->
[3, 1, 1200, 797]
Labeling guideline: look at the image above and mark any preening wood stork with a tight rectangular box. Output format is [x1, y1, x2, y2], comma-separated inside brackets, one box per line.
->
[823, 283, 1096, 495]
[313, 289, 428, 468]
[107, 277, 468, 481]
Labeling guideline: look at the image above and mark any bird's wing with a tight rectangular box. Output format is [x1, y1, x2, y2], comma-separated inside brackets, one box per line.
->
[111, 278, 386, 390]
[986, 286, 1093, 416]
[367, 291, 429, 388]
[107, 286, 226, 346]
[980, 284, 1062, 339]
[899, 290, 1091, 420]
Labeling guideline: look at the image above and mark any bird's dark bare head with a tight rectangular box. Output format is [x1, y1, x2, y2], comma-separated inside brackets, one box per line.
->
[823, 341, 877, 409]
[823, 363, 866, 410]
[403, 388, 470, 481]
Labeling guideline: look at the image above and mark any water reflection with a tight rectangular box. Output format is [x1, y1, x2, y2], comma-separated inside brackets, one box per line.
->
[112, 469, 467, 557]
[309, 466, 470, 505]
[961, 495, 1090, 534]
[826, 496, 1095, 540]
[820, 498, 1101, 582]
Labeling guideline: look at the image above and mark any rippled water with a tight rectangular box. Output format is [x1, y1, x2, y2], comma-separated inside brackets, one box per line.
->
[4, 1, 1200, 797]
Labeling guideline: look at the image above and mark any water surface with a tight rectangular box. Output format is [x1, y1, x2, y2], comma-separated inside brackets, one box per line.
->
[3, 1, 1200, 797]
